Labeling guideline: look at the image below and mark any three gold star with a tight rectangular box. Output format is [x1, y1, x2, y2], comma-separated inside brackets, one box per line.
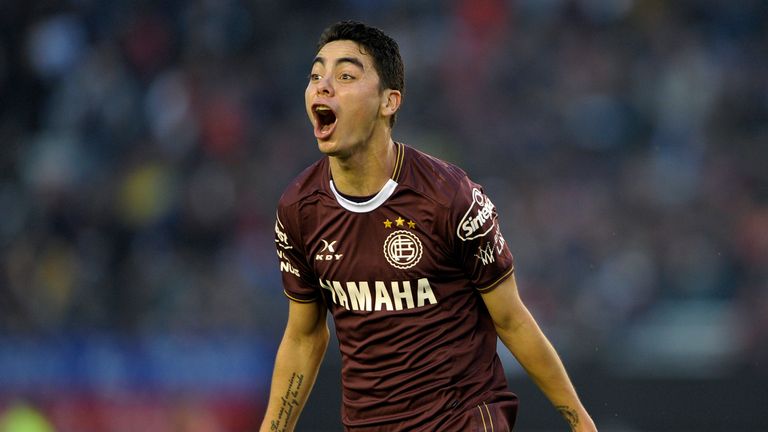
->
[383, 217, 416, 229]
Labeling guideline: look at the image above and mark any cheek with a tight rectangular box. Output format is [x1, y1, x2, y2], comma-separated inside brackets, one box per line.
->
[304, 86, 314, 117]
[345, 92, 382, 121]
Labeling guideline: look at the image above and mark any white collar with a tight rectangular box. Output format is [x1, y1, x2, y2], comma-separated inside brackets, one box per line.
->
[329, 179, 398, 213]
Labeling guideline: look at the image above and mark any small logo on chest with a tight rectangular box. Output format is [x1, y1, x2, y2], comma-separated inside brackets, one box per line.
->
[315, 239, 343, 261]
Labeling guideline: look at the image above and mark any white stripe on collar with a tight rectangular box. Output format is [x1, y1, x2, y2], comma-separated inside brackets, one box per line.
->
[330, 179, 398, 213]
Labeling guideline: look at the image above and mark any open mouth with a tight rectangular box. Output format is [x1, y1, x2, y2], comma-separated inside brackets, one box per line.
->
[313, 105, 337, 139]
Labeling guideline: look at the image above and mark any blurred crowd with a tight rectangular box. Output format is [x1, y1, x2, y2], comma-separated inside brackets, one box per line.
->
[1, 0, 767, 377]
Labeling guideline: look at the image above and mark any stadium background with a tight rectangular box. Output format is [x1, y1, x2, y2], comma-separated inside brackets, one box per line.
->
[1, 0, 766, 431]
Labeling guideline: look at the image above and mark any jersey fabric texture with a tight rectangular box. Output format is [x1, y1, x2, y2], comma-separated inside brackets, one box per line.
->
[275, 142, 518, 431]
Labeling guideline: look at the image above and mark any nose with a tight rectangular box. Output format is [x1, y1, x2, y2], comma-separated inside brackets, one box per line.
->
[315, 76, 334, 96]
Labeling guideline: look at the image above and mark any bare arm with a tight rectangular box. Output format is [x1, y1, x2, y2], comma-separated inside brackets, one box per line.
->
[259, 299, 330, 432]
[481, 274, 597, 431]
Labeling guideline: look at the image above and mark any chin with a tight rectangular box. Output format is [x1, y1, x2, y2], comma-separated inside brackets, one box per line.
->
[317, 139, 340, 155]
[318, 140, 356, 159]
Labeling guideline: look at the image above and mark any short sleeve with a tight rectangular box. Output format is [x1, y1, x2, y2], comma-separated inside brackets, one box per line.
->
[275, 204, 321, 302]
[450, 177, 514, 292]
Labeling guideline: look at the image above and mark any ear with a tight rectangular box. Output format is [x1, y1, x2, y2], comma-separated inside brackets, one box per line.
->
[380, 89, 402, 120]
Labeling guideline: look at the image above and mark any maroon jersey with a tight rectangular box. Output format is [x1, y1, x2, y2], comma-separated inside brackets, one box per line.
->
[275, 143, 518, 431]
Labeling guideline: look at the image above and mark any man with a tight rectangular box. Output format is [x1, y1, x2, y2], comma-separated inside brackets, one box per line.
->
[260, 21, 597, 432]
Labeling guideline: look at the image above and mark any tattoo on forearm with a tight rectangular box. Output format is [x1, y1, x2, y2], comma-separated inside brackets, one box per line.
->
[556, 405, 579, 429]
[269, 372, 305, 432]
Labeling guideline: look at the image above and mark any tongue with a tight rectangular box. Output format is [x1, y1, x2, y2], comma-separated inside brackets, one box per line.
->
[315, 120, 335, 139]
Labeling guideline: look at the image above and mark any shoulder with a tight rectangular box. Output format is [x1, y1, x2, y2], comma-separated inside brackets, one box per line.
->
[276, 157, 329, 251]
[278, 157, 328, 211]
[400, 144, 471, 208]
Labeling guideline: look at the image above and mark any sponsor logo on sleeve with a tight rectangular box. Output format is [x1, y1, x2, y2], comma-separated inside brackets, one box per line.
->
[475, 226, 507, 266]
[278, 257, 300, 277]
[493, 225, 506, 254]
[275, 216, 300, 277]
[274, 216, 293, 250]
[457, 188, 497, 241]
[474, 242, 496, 265]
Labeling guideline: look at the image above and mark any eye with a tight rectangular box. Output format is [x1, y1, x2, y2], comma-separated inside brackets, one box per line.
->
[339, 73, 354, 80]
[309, 73, 321, 81]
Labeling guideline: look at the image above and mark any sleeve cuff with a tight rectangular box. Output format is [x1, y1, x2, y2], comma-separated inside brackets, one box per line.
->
[283, 289, 320, 303]
[475, 266, 515, 293]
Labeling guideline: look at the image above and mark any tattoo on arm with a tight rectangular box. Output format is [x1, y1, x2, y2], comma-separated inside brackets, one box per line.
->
[556, 405, 580, 429]
[269, 372, 306, 432]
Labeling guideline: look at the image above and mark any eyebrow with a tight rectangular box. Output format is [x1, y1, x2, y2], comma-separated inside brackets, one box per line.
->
[312, 56, 365, 70]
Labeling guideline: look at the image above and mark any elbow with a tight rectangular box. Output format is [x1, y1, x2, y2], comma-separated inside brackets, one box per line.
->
[490, 311, 522, 334]
[283, 321, 330, 356]
[304, 322, 331, 357]
[317, 324, 331, 350]
[491, 308, 535, 341]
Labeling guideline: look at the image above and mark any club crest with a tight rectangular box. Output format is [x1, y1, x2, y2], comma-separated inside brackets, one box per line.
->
[383, 230, 423, 269]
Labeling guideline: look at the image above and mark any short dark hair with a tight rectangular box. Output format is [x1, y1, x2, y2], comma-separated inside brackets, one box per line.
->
[317, 21, 405, 125]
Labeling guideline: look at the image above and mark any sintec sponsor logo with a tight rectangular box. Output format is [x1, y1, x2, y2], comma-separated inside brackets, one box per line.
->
[457, 188, 495, 241]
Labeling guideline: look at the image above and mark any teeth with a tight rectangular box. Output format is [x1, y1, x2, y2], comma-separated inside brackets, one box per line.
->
[315, 106, 331, 112]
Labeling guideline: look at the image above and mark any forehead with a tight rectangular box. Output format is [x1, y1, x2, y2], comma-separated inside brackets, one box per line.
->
[314, 40, 375, 69]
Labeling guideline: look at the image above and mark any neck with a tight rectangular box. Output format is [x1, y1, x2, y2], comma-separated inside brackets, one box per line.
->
[329, 135, 397, 197]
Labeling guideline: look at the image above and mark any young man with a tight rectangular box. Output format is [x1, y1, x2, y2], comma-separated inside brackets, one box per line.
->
[261, 21, 597, 432]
